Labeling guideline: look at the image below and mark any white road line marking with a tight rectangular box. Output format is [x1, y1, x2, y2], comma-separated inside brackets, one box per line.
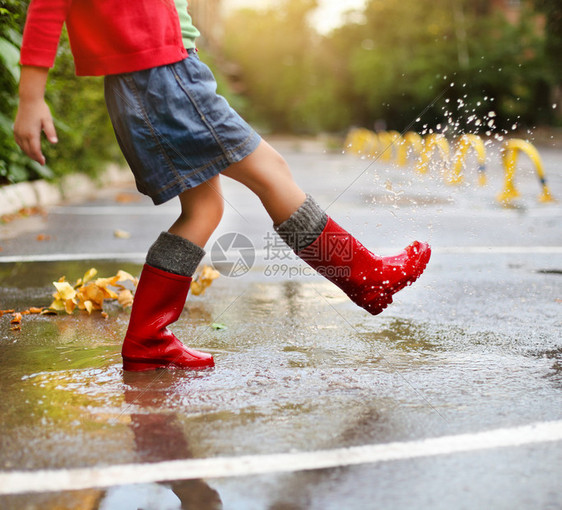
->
[1, 246, 561, 264]
[0, 253, 147, 263]
[1, 420, 561, 495]
[48, 206, 179, 215]
[436, 246, 562, 254]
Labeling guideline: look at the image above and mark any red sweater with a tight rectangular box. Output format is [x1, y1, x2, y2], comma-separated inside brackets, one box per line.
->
[20, 0, 188, 76]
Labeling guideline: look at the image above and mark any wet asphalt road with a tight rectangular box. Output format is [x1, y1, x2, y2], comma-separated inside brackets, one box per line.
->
[0, 138, 561, 509]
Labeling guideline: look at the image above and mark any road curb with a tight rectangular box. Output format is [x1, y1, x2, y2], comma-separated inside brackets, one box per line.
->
[0, 164, 133, 216]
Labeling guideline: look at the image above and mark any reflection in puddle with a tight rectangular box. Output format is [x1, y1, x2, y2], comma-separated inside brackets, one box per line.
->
[98, 481, 222, 510]
[2, 273, 561, 508]
[536, 346, 562, 389]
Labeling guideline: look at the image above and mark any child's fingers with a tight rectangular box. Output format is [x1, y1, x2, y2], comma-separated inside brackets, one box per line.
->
[15, 129, 45, 165]
[42, 117, 58, 144]
[24, 135, 46, 165]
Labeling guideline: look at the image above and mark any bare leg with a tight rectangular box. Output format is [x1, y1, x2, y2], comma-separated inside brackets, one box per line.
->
[122, 176, 224, 371]
[221, 139, 306, 225]
[223, 139, 431, 317]
[168, 175, 224, 247]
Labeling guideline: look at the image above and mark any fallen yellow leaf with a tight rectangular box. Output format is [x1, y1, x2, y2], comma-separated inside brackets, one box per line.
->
[82, 268, 98, 285]
[118, 289, 134, 308]
[65, 299, 76, 314]
[49, 299, 66, 311]
[190, 280, 204, 295]
[47, 267, 138, 315]
[83, 300, 94, 314]
[114, 229, 131, 239]
[200, 265, 220, 281]
[117, 270, 137, 284]
[53, 281, 77, 301]
[190, 265, 220, 296]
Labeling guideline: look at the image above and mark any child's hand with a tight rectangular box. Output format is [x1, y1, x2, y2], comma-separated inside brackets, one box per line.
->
[14, 98, 58, 166]
[14, 66, 58, 166]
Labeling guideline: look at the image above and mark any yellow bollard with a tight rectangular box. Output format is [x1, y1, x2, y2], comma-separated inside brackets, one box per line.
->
[497, 139, 556, 205]
[344, 129, 359, 153]
[415, 134, 450, 174]
[377, 130, 403, 162]
[363, 130, 379, 158]
[449, 134, 487, 186]
[344, 128, 359, 155]
[396, 132, 424, 166]
[345, 128, 378, 158]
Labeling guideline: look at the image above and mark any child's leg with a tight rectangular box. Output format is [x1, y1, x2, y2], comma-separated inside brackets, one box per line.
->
[223, 140, 431, 316]
[222, 140, 306, 224]
[145, 175, 224, 280]
[122, 177, 224, 371]
[168, 176, 225, 247]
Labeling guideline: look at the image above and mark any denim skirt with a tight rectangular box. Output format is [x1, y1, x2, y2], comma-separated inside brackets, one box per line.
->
[104, 51, 261, 205]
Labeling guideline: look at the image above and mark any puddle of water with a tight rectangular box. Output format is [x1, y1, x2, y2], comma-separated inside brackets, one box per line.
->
[1, 262, 561, 510]
[0, 260, 142, 289]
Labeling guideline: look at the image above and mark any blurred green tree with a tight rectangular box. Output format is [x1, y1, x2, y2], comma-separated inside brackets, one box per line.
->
[0, 0, 53, 184]
[224, 0, 352, 133]
[0, 0, 120, 185]
[223, 0, 554, 135]
[532, 0, 562, 124]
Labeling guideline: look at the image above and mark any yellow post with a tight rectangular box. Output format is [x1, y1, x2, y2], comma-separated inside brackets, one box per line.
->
[377, 130, 402, 162]
[449, 134, 487, 185]
[416, 134, 450, 174]
[364, 130, 379, 158]
[497, 139, 556, 205]
[396, 132, 424, 166]
[344, 128, 364, 155]
[344, 129, 357, 152]
[345, 128, 379, 158]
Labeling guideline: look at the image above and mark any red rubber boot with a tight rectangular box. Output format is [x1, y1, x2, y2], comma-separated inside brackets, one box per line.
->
[122, 264, 214, 371]
[296, 217, 431, 315]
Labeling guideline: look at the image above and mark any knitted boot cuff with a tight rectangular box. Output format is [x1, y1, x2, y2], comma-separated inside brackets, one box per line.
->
[146, 231, 205, 277]
[274, 194, 328, 252]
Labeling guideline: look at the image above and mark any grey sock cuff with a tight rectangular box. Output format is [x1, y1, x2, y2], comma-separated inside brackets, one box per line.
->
[274, 194, 328, 252]
[146, 231, 205, 277]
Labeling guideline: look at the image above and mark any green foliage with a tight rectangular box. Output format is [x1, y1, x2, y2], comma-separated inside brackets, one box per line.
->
[223, 0, 558, 134]
[0, 0, 119, 185]
[0, 0, 51, 184]
[224, 0, 352, 133]
[43, 31, 122, 178]
[533, 0, 562, 81]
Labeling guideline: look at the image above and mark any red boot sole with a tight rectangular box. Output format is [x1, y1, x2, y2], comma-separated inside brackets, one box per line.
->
[122, 356, 215, 372]
[363, 292, 393, 315]
[361, 242, 431, 316]
[387, 242, 432, 296]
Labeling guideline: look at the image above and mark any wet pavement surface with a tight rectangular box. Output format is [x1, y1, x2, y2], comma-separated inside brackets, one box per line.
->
[1, 139, 561, 509]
